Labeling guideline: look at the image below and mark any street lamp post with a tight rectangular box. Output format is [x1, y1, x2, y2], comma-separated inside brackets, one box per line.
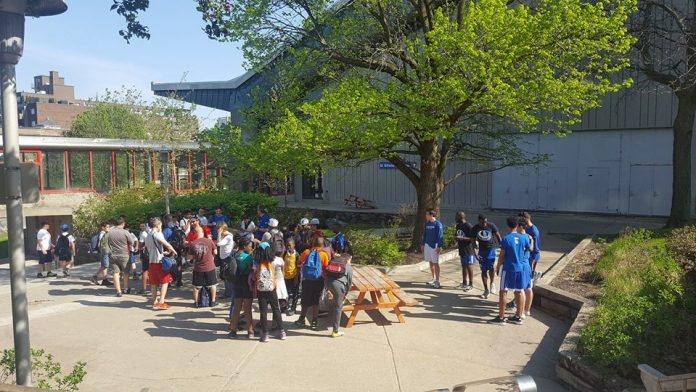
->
[0, 0, 67, 386]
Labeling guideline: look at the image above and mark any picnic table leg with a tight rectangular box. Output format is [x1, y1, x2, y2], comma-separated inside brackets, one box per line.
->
[347, 291, 366, 328]
[387, 291, 406, 323]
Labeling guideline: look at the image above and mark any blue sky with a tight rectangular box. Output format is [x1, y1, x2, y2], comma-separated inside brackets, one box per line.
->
[18, 0, 247, 127]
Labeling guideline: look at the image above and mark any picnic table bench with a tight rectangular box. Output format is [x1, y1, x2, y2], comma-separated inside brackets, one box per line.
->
[344, 194, 377, 209]
[342, 265, 418, 327]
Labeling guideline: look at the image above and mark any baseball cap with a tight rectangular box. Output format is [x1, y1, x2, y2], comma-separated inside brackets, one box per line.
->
[59, 224, 69, 232]
[269, 218, 279, 228]
[310, 218, 320, 225]
[299, 218, 309, 226]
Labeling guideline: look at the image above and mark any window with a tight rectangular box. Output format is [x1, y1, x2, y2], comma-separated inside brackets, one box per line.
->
[114, 152, 134, 189]
[68, 151, 90, 189]
[41, 151, 66, 190]
[191, 152, 205, 189]
[21, 152, 39, 163]
[92, 151, 112, 193]
[136, 152, 153, 186]
[157, 152, 170, 187]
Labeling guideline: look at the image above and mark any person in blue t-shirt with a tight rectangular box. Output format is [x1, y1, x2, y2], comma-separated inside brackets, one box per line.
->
[488, 216, 532, 325]
[208, 207, 229, 241]
[162, 214, 176, 241]
[421, 209, 444, 289]
[256, 207, 271, 240]
[520, 212, 541, 280]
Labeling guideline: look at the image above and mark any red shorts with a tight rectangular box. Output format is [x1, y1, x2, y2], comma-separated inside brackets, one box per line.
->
[148, 263, 173, 285]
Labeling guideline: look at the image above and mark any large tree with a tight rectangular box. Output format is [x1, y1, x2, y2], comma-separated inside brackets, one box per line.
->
[115, 0, 636, 249]
[634, 1, 695, 227]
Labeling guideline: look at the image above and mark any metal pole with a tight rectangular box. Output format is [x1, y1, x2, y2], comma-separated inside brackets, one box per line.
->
[163, 162, 171, 215]
[1, 63, 32, 387]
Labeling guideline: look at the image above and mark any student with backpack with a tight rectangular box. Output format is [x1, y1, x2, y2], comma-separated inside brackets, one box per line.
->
[168, 224, 188, 288]
[55, 224, 76, 278]
[283, 238, 300, 316]
[326, 225, 353, 338]
[229, 237, 255, 339]
[261, 218, 286, 256]
[253, 243, 287, 342]
[295, 236, 330, 331]
[91, 222, 113, 286]
[138, 223, 151, 295]
[189, 227, 219, 308]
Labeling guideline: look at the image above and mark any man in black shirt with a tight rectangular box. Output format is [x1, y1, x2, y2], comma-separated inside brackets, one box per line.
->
[472, 214, 502, 299]
[454, 211, 476, 292]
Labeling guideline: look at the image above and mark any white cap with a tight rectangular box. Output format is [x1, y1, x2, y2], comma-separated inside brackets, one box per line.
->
[299, 218, 309, 226]
[310, 218, 320, 225]
[269, 218, 279, 228]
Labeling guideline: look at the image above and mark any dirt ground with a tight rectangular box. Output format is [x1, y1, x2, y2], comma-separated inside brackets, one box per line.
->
[549, 241, 606, 300]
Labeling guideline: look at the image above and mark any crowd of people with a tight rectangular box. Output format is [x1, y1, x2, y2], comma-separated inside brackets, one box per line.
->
[35, 206, 541, 336]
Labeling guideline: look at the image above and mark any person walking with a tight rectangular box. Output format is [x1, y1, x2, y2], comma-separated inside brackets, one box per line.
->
[54, 223, 76, 278]
[36, 221, 56, 278]
[422, 210, 444, 288]
[473, 214, 502, 299]
[145, 217, 178, 309]
[108, 217, 134, 297]
[91, 222, 112, 286]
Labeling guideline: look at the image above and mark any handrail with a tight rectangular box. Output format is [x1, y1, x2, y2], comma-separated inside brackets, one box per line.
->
[427, 374, 537, 392]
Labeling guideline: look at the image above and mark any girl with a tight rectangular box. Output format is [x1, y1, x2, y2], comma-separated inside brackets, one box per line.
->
[228, 237, 254, 339]
[283, 238, 300, 316]
[274, 246, 288, 311]
[253, 243, 286, 342]
[217, 224, 235, 299]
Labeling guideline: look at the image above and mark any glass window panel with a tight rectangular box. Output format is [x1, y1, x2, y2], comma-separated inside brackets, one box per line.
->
[192, 152, 205, 189]
[157, 152, 169, 186]
[41, 151, 66, 190]
[175, 153, 191, 191]
[21, 152, 39, 163]
[68, 151, 90, 189]
[92, 151, 112, 193]
[136, 152, 152, 186]
[115, 152, 134, 189]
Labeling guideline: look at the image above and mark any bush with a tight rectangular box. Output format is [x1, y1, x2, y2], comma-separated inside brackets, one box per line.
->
[666, 225, 696, 278]
[73, 185, 277, 237]
[580, 229, 696, 376]
[348, 230, 405, 266]
[0, 348, 86, 391]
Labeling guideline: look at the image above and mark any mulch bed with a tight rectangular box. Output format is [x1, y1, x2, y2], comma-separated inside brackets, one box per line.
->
[550, 241, 606, 300]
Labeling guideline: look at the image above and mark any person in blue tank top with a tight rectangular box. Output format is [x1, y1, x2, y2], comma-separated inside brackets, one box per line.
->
[488, 216, 532, 325]
[421, 209, 444, 289]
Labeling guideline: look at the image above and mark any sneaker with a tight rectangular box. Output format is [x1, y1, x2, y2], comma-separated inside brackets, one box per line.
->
[480, 290, 489, 299]
[124, 288, 132, 295]
[490, 283, 497, 295]
[37, 273, 44, 278]
[463, 285, 473, 292]
[101, 279, 113, 287]
[210, 301, 219, 307]
[487, 316, 507, 325]
[508, 315, 523, 325]
[62, 270, 70, 277]
[294, 319, 306, 328]
[176, 281, 183, 288]
[228, 331, 238, 339]
[533, 271, 542, 283]
[260, 333, 270, 343]
[432, 281, 441, 289]
[524, 310, 531, 317]
[506, 300, 516, 310]
[330, 331, 345, 338]
[138, 289, 146, 295]
[456, 283, 466, 289]
[247, 330, 255, 339]
[286, 309, 294, 317]
[46, 271, 57, 277]
[426, 280, 436, 286]
[310, 320, 319, 331]
[279, 330, 287, 340]
[90, 275, 99, 284]
[115, 292, 123, 298]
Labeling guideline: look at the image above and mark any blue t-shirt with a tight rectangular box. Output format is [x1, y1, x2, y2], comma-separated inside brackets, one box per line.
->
[208, 214, 229, 240]
[501, 232, 531, 272]
[423, 220, 444, 249]
[162, 224, 175, 241]
[525, 224, 540, 256]
[256, 214, 270, 240]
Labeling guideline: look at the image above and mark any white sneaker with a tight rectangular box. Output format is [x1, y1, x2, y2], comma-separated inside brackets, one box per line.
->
[433, 281, 441, 289]
[463, 285, 473, 292]
[524, 310, 531, 317]
[533, 271, 542, 283]
[426, 280, 436, 286]
[490, 283, 497, 295]
[455, 283, 466, 289]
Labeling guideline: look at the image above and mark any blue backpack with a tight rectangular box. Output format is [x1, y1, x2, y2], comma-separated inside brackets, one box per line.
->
[302, 250, 323, 280]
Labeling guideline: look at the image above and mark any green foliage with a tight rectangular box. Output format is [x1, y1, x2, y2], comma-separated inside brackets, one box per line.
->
[666, 225, 696, 278]
[72, 185, 276, 237]
[581, 229, 696, 376]
[69, 103, 147, 139]
[0, 348, 86, 391]
[348, 230, 405, 266]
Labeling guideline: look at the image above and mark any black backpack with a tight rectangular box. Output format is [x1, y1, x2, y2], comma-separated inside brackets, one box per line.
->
[169, 227, 187, 254]
[270, 230, 285, 256]
[55, 235, 71, 259]
[219, 250, 238, 282]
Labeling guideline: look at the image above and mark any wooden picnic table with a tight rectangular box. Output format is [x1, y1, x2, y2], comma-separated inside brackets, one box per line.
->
[342, 265, 418, 328]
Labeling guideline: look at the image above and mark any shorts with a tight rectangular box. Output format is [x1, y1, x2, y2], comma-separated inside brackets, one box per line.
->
[141, 258, 150, 272]
[500, 269, 532, 292]
[58, 254, 72, 262]
[530, 252, 540, 263]
[424, 244, 439, 264]
[100, 253, 110, 268]
[192, 270, 218, 288]
[148, 263, 174, 285]
[110, 255, 130, 274]
[460, 255, 477, 266]
[129, 252, 138, 264]
[480, 257, 496, 272]
[234, 276, 253, 299]
[38, 251, 53, 265]
[301, 279, 325, 307]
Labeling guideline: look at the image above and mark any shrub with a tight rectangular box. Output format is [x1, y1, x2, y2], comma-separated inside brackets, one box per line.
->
[666, 225, 696, 278]
[73, 185, 276, 237]
[0, 348, 86, 391]
[348, 230, 405, 266]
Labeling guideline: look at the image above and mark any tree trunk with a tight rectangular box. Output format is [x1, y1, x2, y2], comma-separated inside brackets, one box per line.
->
[409, 140, 445, 251]
[667, 91, 695, 227]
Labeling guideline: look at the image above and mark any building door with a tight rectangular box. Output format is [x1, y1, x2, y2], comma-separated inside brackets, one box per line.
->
[302, 171, 323, 200]
[577, 167, 613, 213]
[628, 164, 672, 216]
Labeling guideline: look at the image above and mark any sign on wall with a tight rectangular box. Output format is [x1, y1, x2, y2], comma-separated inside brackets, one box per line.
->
[379, 161, 417, 169]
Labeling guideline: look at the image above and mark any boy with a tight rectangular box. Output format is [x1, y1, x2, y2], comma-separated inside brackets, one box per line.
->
[422, 209, 444, 289]
[54, 224, 76, 277]
[473, 215, 502, 299]
[454, 211, 476, 291]
[522, 212, 541, 282]
[488, 216, 532, 325]
[36, 222, 56, 278]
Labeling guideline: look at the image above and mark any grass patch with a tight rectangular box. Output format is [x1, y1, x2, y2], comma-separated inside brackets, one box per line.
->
[580, 228, 696, 378]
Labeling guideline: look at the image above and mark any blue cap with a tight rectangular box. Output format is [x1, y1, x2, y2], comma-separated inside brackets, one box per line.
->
[59, 224, 69, 232]
[259, 242, 270, 250]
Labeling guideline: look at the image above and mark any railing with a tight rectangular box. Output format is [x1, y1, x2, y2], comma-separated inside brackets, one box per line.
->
[428, 374, 537, 392]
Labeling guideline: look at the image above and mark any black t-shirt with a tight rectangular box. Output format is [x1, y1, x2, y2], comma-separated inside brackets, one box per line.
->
[455, 222, 476, 257]
[472, 222, 500, 253]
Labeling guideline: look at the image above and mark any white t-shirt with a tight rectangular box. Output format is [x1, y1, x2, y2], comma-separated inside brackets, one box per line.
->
[37, 229, 51, 252]
[146, 231, 166, 263]
[129, 232, 138, 253]
[139, 230, 149, 244]
[241, 220, 256, 233]
[197, 215, 208, 226]
[179, 218, 190, 234]
[217, 233, 235, 259]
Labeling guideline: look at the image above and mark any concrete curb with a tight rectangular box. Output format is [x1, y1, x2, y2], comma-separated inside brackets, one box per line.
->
[539, 237, 594, 285]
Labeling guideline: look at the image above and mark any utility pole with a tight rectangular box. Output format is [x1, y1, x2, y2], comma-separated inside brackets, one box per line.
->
[0, 0, 67, 386]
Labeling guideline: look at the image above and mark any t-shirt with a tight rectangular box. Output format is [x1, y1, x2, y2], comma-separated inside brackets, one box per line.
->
[235, 252, 253, 284]
[241, 220, 256, 233]
[129, 232, 138, 253]
[36, 229, 51, 252]
[284, 250, 299, 279]
[473, 222, 500, 257]
[107, 227, 132, 257]
[179, 218, 190, 233]
[190, 237, 216, 272]
[146, 231, 166, 263]
[217, 233, 235, 259]
[525, 224, 541, 257]
[299, 247, 330, 274]
[139, 230, 149, 244]
[186, 226, 212, 242]
[197, 215, 208, 226]
[455, 222, 475, 257]
[423, 220, 444, 249]
[208, 214, 229, 240]
[501, 232, 532, 273]
[56, 233, 75, 255]
[272, 256, 284, 280]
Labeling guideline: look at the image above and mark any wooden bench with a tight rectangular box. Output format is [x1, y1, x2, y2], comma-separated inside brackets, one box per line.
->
[639, 364, 696, 392]
[344, 194, 376, 209]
